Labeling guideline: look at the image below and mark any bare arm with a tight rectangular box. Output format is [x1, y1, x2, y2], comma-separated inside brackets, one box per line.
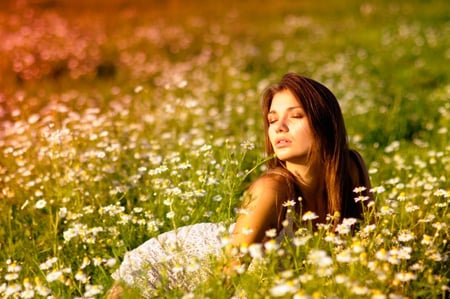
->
[230, 175, 289, 246]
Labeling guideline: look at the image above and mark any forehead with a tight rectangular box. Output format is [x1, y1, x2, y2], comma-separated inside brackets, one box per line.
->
[269, 89, 303, 111]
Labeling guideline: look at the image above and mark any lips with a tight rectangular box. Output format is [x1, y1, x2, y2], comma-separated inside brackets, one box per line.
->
[274, 137, 292, 148]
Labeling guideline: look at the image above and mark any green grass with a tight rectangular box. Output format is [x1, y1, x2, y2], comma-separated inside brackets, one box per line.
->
[0, 0, 448, 298]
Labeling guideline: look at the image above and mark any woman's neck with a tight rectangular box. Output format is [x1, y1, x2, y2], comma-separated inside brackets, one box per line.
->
[286, 161, 327, 221]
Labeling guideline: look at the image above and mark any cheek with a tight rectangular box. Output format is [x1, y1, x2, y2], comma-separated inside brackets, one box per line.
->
[268, 127, 275, 142]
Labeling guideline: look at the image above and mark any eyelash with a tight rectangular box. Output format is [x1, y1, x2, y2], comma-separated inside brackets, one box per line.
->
[268, 114, 303, 124]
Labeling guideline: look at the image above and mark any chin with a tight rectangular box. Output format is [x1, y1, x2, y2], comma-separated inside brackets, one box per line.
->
[277, 154, 309, 165]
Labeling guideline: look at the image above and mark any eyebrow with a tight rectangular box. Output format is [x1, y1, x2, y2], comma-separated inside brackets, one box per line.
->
[268, 106, 303, 115]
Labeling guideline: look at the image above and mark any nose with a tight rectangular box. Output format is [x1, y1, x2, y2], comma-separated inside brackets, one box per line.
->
[275, 118, 288, 133]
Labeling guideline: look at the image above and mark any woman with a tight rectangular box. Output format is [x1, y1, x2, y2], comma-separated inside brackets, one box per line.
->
[107, 73, 372, 298]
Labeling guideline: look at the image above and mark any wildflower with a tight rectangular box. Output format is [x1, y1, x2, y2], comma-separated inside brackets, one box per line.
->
[199, 144, 211, 152]
[353, 186, 367, 193]
[20, 288, 35, 299]
[398, 230, 415, 242]
[84, 284, 103, 297]
[426, 249, 443, 261]
[264, 239, 279, 252]
[362, 224, 376, 234]
[39, 257, 58, 270]
[375, 249, 388, 261]
[433, 189, 449, 197]
[137, 166, 147, 173]
[432, 222, 446, 231]
[371, 292, 387, 299]
[241, 226, 253, 235]
[5, 273, 19, 281]
[293, 235, 311, 247]
[397, 192, 407, 201]
[398, 246, 412, 259]
[307, 250, 332, 268]
[421, 234, 432, 245]
[355, 195, 370, 203]
[4, 283, 21, 297]
[138, 194, 149, 202]
[324, 234, 344, 245]
[316, 267, 334, 277]
[35, 285, 51, 296]
[35, 199, 47, 209]
[298, 274, 313, 283]
[270, 280, 298, 296]
[166, 211, 175, 219]
[395, 271, 417, 282]
[351, 240, 364, 253]
[405, 203, 419, 212]
[165, 187, 182, 196]
[283, 200, 296, 207]
[7, 261, 22, 273]
[186, 261, 200, 272]
[410, 262, 424, 271]
[212, 195, 223, 202]
[265, 228, 277, 238]
[75, 271, 88, 283]
[239, 243, 249, 255]
[182, 293, 195, 299]
[80, 256, 90, 269]
[351, 285, 370, 295]
[172, 263, 183, 273]
[63, 228, 78, 242]
[148, 165, 168, 175]
[294, 291, 312, 299]
[234, 263, 247, 274]
[240, 140, 255, 150]
[335, 223, 351, 235]
[302, 211, 319, 221]
[133, 207, 143, 213]
[281, 270, 294, 279]
[177, 80, 188, 88]
[335, 274, 349, 284]
[336, 249, 353, 263]
[370, 186, 385, 194]
[248, 243, 263, 258]
[379, 206, 394, 216]
[46, 270, 63, 282]
[105, 258, 116, 268]
[418, 214, 436, 223]
[221, 235, 231, 247]
[58, 207, 67, 218]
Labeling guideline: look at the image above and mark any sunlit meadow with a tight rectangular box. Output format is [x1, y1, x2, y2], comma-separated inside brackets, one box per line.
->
[0, 0, 448, 298]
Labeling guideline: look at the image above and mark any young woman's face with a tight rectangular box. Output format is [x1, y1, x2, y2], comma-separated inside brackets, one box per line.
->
[268, 89, 314, 166]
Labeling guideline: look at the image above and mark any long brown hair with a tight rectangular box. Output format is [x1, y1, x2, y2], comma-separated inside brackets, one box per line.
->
[262, 73, 359, 220]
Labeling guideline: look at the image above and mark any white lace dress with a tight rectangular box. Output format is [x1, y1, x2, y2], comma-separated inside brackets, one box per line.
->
[112, 221, 293, 297]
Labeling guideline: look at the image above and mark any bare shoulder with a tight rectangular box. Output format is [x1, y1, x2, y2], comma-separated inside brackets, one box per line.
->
[245, 170, 291, 202]
[233, 170, 293, 243]
[250, 171, 288, 190]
